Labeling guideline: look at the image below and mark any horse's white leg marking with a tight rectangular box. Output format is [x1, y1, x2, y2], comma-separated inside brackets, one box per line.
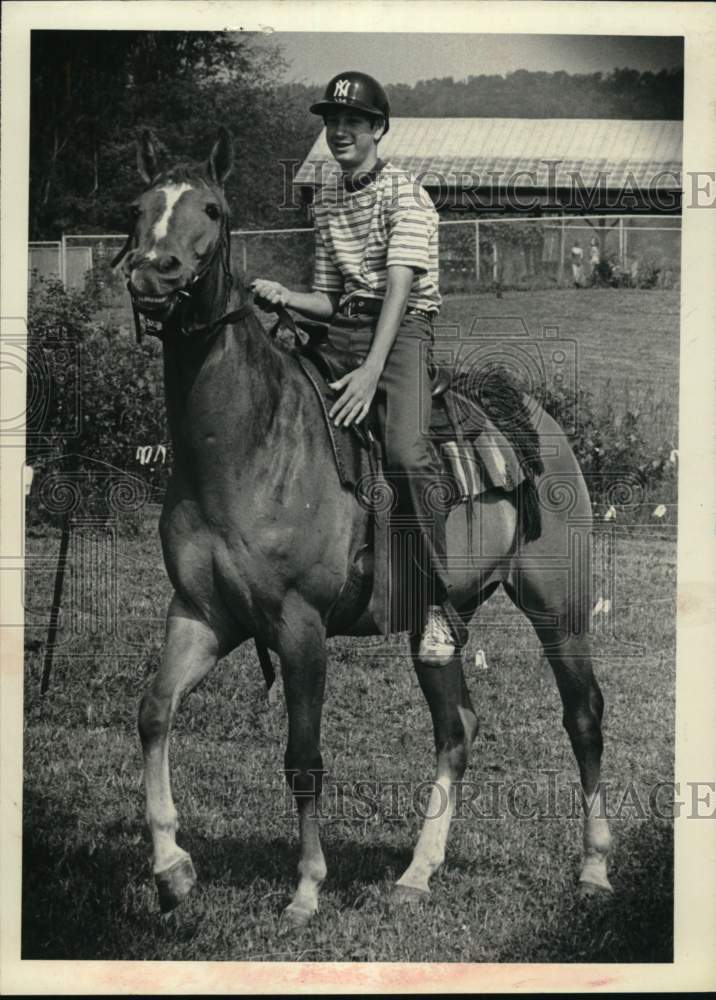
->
[580, 788, 613, 891]
[396, 773, 455, 894]
[395, 695, 474, 896]
[139, 599, 218, 876]
[285, 808, 327, 921]
[152, 183, 193, 243]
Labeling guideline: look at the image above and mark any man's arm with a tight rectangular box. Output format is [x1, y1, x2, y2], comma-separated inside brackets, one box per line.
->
[253, 219, 342, 320]
[250, 280, 340, 321]
[328, 265, 414, 427]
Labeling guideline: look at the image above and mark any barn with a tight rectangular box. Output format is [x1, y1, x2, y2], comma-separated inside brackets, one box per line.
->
[293, 117, 683, 217]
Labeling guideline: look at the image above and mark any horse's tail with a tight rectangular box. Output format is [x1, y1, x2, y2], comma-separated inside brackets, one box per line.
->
[515, 473, 542, 544]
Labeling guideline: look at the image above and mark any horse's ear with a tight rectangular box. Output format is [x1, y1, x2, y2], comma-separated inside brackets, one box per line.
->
[137, 130, 160, 185]
[208, 127, 233, 185]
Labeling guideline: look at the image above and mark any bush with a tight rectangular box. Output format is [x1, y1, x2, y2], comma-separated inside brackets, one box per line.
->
[538, 380, 677, 522]
[26, 278, 169, 529]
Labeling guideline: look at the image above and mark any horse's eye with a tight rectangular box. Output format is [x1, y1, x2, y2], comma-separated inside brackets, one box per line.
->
[205, 203, 220, 220]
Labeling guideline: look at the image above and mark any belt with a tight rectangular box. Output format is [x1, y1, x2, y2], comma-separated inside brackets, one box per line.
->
[340, 296, 436, 322]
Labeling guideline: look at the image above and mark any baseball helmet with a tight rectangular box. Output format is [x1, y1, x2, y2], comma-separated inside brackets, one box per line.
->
[309, 71, 390, 133]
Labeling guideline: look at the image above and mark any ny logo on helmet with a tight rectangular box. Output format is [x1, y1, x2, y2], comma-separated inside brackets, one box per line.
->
[334, 79, 350, 99]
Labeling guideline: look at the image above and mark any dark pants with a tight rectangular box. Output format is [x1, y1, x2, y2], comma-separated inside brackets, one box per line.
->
[327, 311, 462, 638]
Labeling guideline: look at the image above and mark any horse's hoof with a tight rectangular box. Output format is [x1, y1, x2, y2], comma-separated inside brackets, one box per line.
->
[390, 883, 430, 906]
[578, 876, 614, 898]
[279, 903, 314, 931]
[155, 856, 197, 913]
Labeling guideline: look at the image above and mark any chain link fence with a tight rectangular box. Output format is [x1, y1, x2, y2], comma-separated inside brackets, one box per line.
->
[29, 215, 680, 314]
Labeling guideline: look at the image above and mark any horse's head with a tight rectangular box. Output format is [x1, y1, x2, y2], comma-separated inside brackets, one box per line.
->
[119, 129, 234, 323]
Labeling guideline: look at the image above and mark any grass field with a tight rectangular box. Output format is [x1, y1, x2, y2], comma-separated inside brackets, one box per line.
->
[21, 288, 679, 962]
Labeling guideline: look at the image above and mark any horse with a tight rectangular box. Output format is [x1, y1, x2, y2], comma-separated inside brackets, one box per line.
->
[119, 128, 612, 928]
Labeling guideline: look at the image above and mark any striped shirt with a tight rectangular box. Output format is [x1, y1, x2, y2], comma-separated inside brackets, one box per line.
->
[312, 161, 441, 313]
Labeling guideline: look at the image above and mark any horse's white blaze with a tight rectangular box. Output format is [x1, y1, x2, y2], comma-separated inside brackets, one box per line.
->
[152, 183, 193, 242]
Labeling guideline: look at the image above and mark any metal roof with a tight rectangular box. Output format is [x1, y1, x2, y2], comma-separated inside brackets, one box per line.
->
[294, 118, 682, 190]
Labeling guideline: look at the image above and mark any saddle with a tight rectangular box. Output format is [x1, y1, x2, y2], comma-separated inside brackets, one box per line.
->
[270, 312, 543, 634]
[273, 314, 528, 496]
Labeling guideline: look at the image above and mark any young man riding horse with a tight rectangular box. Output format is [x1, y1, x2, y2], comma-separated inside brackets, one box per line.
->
[121, 124, 612, 923]
[253, 70, 466, 666]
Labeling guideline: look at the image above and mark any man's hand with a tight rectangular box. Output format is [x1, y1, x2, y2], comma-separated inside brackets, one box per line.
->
[329, 362, 381, 427]
[251, 279, 290, 310]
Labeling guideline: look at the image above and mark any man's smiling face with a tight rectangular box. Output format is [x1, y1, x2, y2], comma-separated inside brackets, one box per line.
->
[324, 109, 385, 174]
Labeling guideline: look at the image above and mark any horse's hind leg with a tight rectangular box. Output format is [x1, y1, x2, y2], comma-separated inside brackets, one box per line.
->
[276, 597, 328, 928]
[138, 595, 224, 912]
[504, 569, 613, 894]
[393, 641, 478, 902]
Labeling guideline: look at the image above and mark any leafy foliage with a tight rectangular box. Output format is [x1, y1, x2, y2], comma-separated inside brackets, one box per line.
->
[539, 381, 677, 521]
[27, 278, 168, 526]
[30, 31, 312, 238]
[381, 68, 683, 120]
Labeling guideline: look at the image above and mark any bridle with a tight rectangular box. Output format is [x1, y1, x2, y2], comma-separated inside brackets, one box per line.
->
[113, 197, 244, 347]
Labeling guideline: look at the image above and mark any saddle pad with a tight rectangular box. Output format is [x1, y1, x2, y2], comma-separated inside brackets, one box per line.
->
[444, 426, 523, 497]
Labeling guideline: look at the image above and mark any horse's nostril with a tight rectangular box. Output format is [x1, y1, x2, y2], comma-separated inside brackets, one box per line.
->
[158, 254, 181, 274]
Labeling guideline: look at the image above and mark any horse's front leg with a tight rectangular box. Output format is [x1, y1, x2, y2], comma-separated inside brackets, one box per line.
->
[138, 594, 226, 912]
[393, 642, 478, 902]
[276, 595, 328, 928]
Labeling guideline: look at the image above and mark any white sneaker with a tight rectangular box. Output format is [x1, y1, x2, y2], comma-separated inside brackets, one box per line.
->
[418, 605, 456, 666]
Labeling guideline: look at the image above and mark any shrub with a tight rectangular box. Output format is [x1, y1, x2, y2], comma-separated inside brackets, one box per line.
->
[538, 380, 677, 522]
[26, 277, 168, 529]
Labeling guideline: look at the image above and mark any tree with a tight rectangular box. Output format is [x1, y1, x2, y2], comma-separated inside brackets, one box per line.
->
[29, 31, 312, 238]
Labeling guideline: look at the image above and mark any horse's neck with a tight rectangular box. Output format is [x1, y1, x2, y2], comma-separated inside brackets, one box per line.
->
[162, 269, 286, 476]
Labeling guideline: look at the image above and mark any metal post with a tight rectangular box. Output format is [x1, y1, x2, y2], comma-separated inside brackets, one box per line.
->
[474, 220, 480, 284]
[241, 241, 248, 275]
[60, 233, 67, 288]
[618, 217, 625, 268]
[492, 241, 498, 283]
[41, 514, 71, 695]
[559, 215, 566, 285]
